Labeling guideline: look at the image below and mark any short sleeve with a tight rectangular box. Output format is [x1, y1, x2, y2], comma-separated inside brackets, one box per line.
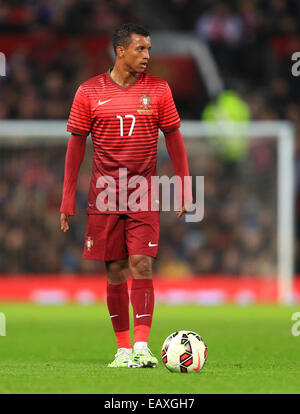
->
[158, 82, 181, 133]
[67, 85, 92, 136]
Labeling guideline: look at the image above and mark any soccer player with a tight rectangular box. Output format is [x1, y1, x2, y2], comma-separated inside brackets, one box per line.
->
[60, 23, 192, 368]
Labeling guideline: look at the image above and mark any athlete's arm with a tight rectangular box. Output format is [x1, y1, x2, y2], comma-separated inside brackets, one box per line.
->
[164, 128, 193, 218]
[60, 133, 87, 232]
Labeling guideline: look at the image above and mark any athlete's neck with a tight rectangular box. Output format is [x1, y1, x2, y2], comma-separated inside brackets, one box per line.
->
[110, 64, 139, 88]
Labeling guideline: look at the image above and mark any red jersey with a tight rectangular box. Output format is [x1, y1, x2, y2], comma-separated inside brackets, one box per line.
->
[67, 69, 181, 214]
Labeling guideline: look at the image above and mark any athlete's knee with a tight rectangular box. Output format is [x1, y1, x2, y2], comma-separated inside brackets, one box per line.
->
[106, 259, 129, 284]
[129, 255, 153, 279]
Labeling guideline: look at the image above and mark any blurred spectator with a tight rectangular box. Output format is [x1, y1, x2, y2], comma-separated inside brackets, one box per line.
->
[195, 2, 243, 45]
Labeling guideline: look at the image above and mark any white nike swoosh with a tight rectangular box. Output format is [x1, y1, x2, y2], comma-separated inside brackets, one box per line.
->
[110, 315, 119, 318]
[98, 99, 112, 106]
[148, 242, 158, 247]
[136, 313, 151, 319]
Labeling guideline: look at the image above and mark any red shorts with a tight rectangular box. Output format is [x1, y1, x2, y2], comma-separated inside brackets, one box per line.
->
[83, 212, 160, 261]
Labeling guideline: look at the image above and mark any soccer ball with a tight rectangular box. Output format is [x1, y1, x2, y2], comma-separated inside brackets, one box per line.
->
[161, 330, 208, 373]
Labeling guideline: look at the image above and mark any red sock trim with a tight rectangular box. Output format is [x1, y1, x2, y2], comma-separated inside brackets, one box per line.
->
[131, 278, 153, 289]
[134, 325, 151, 343]
[115, 330, 132, 349]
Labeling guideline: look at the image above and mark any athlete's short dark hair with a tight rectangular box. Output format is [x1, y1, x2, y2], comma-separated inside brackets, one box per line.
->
[112, 23, 150, 55]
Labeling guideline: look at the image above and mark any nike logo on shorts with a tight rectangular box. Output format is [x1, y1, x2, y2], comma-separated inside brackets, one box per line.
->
[148, 242, 158, 247]
[110, 315, 119, 318]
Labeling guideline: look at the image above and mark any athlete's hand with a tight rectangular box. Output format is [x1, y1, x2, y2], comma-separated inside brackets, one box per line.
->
[60, 213, 70, 232]
[176, 201, 193, 219]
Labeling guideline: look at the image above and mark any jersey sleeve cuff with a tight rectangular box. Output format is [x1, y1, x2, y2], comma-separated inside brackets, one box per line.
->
[160, 121, 181, 134]
[60, 207, 75, 216]
[67, 126, 89, 136]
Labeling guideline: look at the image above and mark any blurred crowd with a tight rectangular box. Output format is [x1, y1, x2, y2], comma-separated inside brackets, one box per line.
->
[0, 139, 277, 276]
[0, 0, 299, 36]
[1, 0, 300, 119]
[0, 0, 300, 275]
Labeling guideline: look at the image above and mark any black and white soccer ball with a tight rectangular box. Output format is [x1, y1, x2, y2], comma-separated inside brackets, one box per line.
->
[161, 330, 208, 373]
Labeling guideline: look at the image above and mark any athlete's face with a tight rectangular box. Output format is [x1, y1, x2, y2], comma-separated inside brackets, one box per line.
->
[119, 34, 151, 73]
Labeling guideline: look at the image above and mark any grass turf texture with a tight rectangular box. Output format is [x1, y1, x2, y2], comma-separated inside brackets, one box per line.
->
[0, 303, 300, 394]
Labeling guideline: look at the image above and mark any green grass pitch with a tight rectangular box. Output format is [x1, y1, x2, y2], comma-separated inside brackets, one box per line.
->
[0, 303, 300, 394]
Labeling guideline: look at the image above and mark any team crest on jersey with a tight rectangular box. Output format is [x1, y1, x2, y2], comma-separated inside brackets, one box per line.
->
[138, 94, 153, 115]
[139, 94, 151, 109]
[86, 237, 94, 252]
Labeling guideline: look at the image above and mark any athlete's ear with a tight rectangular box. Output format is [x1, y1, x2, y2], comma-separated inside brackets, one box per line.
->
[116, 45, 125, 58]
